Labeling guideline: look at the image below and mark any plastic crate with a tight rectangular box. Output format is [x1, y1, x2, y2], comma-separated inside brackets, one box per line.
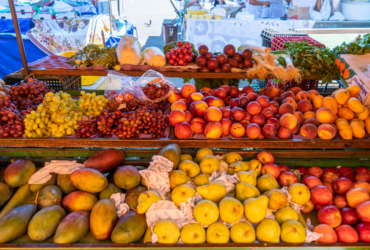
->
[261, 29, 307, 48]
[271, 36, 326, 51]
[3, 74, 81, 90]
[266, 79, 319, 91]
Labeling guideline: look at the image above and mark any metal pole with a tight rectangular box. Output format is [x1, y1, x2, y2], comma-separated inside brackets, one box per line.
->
[8, 0, 29, 76]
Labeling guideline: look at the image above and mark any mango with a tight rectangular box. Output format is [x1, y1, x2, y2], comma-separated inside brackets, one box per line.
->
[365, 117, 370, 134]
[347, 85, 361, 98]
[111, 210, 147, 243]
[29, 173, 57, 193]
[62, 191, 98, 212]
[85, 149, 125, 174]
[28, 205, 66, 241]
[356, 106, 369, 120]
[99, 183, 123, 200]
[337, 121, 353, 140]
[90, 199, 118, 241]
[334, 89, 350, 105]
[114, 165, 140, 190]
[0, 182, 13, 208]
[10, 234, 54, 244]
[37, 185, 63, 209]
[54, 211, 90, 243]
[4, 159, 36, 187]
[70, 168, 108, 193]
[323, 96, 338, 115]
[350, 120, 365, 139]
[77, 231, 111, 243]
[125, 186, 147, 209]
[57, 174, 77, 194]
[0, 184, 35, 220]
[159, 143, 181, 170]
[347, 97, 364, 113]
[338, 108, 354, 120]
[0, 204, 37, 243]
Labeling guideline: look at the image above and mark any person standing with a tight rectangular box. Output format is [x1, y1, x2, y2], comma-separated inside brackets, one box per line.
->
[246, 0, 270, 18]
[261, 0, 291, 18]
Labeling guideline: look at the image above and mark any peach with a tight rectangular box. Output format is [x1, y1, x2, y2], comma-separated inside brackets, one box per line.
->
[303, 118, 320, 127]
[281, 91, 295, 100]
[347, 187, 370, 208]
[189, 101, 208, 117]
[230, 98, 238, 108]
[321, 171, 339, 183]
[175, 122, 193, 138]
[260, 107, 274, 119]
[266, 87, 280, 98]
[220, 85, 231, 95]
[224, 97, 232, 106]
[231, 107, 246, 121]
[333, 194, 348, 208]
[230, 86, 239, 97]
[210, 89, 216, 96]
[279, 103, 295, 115]
[317, 124, 336, 140]
[240, 119, 251, 127]
[272, 97, 281, 105]
[357, 200, 370, 222]
[290, 87, 302, 94]
[304, 111, 316, 120]
[278, 171, 298, 186]
[181, 84, 197, 98]
[316, 107, 334, 124]
[242, 85, 254, 94]
[282, 97, 297, 110]
[191, 120, 206, 134]
[259, 88, 267, 95]
[262, 124, 277, 139]
[203, 96, 225, 108]
[220, 118, 233, 136]
[215, 88, 227, 99]
[245, 112, 253, 121]
[201, 91, 212, 97]
[256, 96, 270, 108]
[230, 123, 246, 138]
[356, 222, 370, 242]
[262, 163, 280, 179]
[277, 127, 292, 139]
[335, 225, 359, 243]
[313, 95, 324, 108]
[280, 113, 297, 130]
[318, 205, 342, 228]
[266, 117, 280, 129]
[338, 107, 355, 120]
[311, 185, 333, 206]
[246, 123, 261, 139]
[333, 177, 353, 194]
[355, 166, 370, 175]
[339, 167, 355, 176]
[269, 101, 279, 114]
[354, 181, 370, 193]
[297, 99, 313, 113]
[168, 89, 182, 103]
[220, 107, 231, 119]
[184, 111, 193, 123]
[204, 121, 223, 139]
[189, 92, 205, 103]
[308, 89, 320, 99]
[301, 199, 315, 213]
[302, 176, 322, 189]
[247, 92, 258, 101]
[296, 91, 311, 102]
[341, 207, 360, 226]
[309, 166, 324, 178]
[257, 151, 274, 164]
[323, 181, 335, 194]
[247, 101, 262, 115]
[252, 114, 266, 127]
[356, 173, 370, 182]
[169, 109, 186, 127]
[300, 124, 318, 139]
[313, 224, 338, 243]
[238, 96, 250, 108]
[290, 122, 300, 135]
[171, 100, 188, 111]
[201, 87, 211, 92]
[204, 107, 222, 122]
[294, 111, 304, 124]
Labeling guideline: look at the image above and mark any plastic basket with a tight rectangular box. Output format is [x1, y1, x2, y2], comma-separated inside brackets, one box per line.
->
[261, 29, 307, 48]
[163, 22, 178, 45]
[3, 74, 81, 90]
[266, 79, 319, 91]
[271, 36, 326, 51]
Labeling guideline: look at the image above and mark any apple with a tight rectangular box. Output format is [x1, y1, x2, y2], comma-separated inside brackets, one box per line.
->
[230, 123, 246, 138]
[181, 83, 197, 98]
[220, 118, 232, 136]
[223, 96, 232, 105]
[357, 200, 370, 222]
[356, 222, 370, 242]
[321, 172, 340, 183]
[257, 151, 274, 164]
[339, 167, 355, 176]
[278, 171, 298, 186]
[237, 96, 250, 109]
[175, 122, 193, 138]
[169, 109, 187, 127]
[201, 91, 212, 97]
[354, 181, 370, 193]
[311, 185, 333, 206]
[231, 107, 246, 121]
[245, 112, 253, 121]
[308, 166, 324, 178]
[355, 166, 370, 175]
[341, 207, 360, 225]
[246, 123, 261, 139]
[261, 164, 280, 179]
[346, 187, 370, 208]
[333, 177, 354, 195]
[323, 167, 340, 176]
[341, 173, 357, 182]
[191, 120, 206, 134]
[313, 224, 338, 243]
[302, 176, 323, 190]
[302, 174, 316, 180]
[323, 181, 335, 195]
[295, 166, 308, 176]
[335, 225, 359, 243]
[240, 119, 251, 128]
[279, 164, 290, 172]
[356, 173, 370, 182]
[266, 117, 280, 129]
[252, 114, 266, 127]
[215, 88, 227, 99]
[333, 194, 348, 209]
[262, 124, 277, 139]
[318, 205, 342, 228]
[247, 92, 258, 101]
[301, 199, 315, 213]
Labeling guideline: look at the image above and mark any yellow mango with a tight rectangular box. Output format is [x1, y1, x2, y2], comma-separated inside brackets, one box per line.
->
[347, 98, 364, 113]
[356, 106, 369, 121]
[312, 95, 324, 109]
[351, 118, 364, 127]
[323, 96, 338, 115]
[334, 89, 351, 105]
[365, 117, 370, 134]
[343, 104, 348, 108]
[335, 118, 348, 126]
[338, 108, 354, 120]
[347, 85, 361, 98]
[337, 104, 343, 109]
[331, 88, 345, 98]
[350, 120, 365, 139]
[337, 121, 353, 140]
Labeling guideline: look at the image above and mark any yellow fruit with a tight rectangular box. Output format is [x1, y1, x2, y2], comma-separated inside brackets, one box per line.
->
[196, 181, 226, 203]
[338, 108, 354, 120]
[195, 148, 214, 162]
[275, 206, 299, 225]
[265, 189, 288, 210]
[280, 220, 306, 243]
[356, 106, 369, 121]
[288, 183, 310, 205]
[257, 174, 279, 193]
[347, 85, 361, 97]
[180, 223, 205, 243]
[323, 96, 338, 115]
[137, 191, 161, 214]
[193, 200, 219, 226]
[154, 220, 180, 244]
[178, 160, 200, 178]
[249, 160, 262, 176]
[219, 197, 244, 224]
[256, 218, 281, 243]
[337, 120, 353, 140]
[230, 161, 249, 173]
[243, 195, 268, 224]
[193, 173, 210, 186]
[334, 89, 351, 105]
[206, 223, 230, 243]
[230, 222, 255, 243]
[180, 154, 193, 162]
[200, 155, 220, 174]
[236, 182, 260, 202]
[313, 95, 324, 108]
[237, 171, 256, 186]
[225, 152, 242, 164]
[347, 98, 364, 113]
[171, 184, 196, 207]
[335, 118, 348, 126]
[350, 119, 365, 139]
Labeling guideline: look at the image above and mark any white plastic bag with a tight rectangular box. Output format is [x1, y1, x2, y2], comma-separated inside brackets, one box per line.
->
[142, 47, 166, 67]
[329, 11, 345, 21]
[309, 0, 331, 21]
[116, 33, 142, 65]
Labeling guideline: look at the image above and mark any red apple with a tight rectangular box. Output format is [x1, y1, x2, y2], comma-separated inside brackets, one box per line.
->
[334, 194, 348, 209]
[262, 164, 280, 179]
[341, 173, 357, 182]
[303, 176, 323, 190]
[308, 166, 324, 178]
[335, 225, 359, 243]
[279, 164, 290, 172]
[323, 181, 335, 195]
[341, 207, 360, 225]
[246, 123, 261, 139]
[311, 185, 333, 206]
[294, 166, 307, 176]
[346, 187, 370, 208]
[355, 166, 370, 175]
[223, 96, 232, 105]
[339, 167, 355, 176]
[245, 112, 253, 121]
[302, 173, 316, 180]
[252, 114, 266, 127]
[231, 107, 246, 121]
[219, 107, 230, 119]
[266, 117, 280, 129]
[356, 173, 370, 182]
[357, 200, 370, 222]
[230, 123, 246, 138]
[169, 109, 186, 127]
[313, 224, 338, 243]
[257, 151, 274, 164]
[262, 124, 277, 139]
[323, 167, 340, 176]
[278, 171, 298, 186]
[321, 172, 340, 183]
[318, 205, 342, 228]
[175, 122, 193, 138]
[333, 177, 354, 195]
[301, 199, 315, 214]
[356, 222, 370, 242]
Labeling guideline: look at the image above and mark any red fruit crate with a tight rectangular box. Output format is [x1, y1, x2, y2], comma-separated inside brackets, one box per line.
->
[271, 36, 326, 51]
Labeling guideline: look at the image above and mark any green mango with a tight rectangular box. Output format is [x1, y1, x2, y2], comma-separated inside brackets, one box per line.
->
[90, 199, 118, 241]
[159, 144, 181, 170]
[0, 184, 35, 220]
[114, 166, 140, 190]
[54, 211, 90, 244]
[9, 234, 54, 244]
[37, 185, 63, 209]
[57, 174, 77, 195]
[29, 173, 57, 193]
[0, 204, 37, 243]
[4, 159, 36, 187]
[28, 205, 66, 241]
[125, 186, 147, 209]
[0, 182, 13, 208]
[99, 183, 122, 200]
[111, 210, 147, 243]
[77, 231, 111, 243]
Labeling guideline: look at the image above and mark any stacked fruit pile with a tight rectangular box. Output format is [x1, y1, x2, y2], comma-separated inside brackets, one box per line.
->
[165, 41, 195, 67]
[0, 145, 369, 244]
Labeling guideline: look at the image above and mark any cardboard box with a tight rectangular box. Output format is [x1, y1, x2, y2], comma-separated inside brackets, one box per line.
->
[55, 11, 77, 20]
[287, 5, 310, 20]
[33, 13, 54, 20]
[0, 12, 33, 19]
[337, 54, 370, 105]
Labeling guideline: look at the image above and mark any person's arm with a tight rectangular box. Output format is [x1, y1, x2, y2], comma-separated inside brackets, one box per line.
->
[314, 0, 322, 11]
[249, 0, 270, 7]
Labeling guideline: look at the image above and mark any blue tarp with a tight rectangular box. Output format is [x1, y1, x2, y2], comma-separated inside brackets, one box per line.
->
[0, 18, 32, 34]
